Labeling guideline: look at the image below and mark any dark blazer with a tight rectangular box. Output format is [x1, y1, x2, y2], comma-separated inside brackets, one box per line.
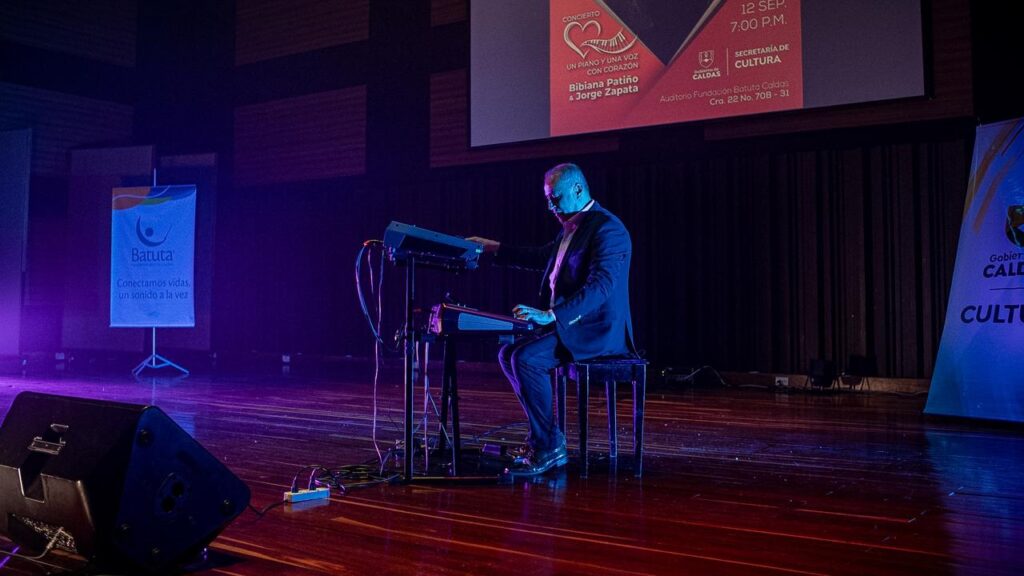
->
[497, 201, 635, 360]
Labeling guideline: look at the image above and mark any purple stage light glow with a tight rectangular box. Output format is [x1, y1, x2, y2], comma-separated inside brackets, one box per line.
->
[0, 545, 21, 568]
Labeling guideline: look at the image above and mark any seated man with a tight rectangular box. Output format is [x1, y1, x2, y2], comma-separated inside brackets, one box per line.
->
[470, 163, 635, 475]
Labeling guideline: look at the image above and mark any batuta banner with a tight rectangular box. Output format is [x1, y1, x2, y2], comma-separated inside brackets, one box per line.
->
[110, 185, 196, 328]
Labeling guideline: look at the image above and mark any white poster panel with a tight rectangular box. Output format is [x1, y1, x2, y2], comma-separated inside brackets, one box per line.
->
[110, 185, 196, 327]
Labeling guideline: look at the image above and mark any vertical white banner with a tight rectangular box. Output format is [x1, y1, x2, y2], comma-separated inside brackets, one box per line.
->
[110, 185, 196, 327]
[926, 119, 1024, 423]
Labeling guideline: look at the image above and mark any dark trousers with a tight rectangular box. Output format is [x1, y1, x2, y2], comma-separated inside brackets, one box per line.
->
[498, 331, 568, 451]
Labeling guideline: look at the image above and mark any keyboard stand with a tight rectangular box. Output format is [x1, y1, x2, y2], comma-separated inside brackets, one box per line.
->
[397, 256, 505, 484]
[437, 336, 462, 474]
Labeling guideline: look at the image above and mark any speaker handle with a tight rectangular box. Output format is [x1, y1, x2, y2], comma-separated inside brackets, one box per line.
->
[28, 423, 70, 456]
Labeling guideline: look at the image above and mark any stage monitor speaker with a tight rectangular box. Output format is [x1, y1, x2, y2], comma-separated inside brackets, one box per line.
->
[808, 359, 837, 388]
[0, 392, 250, 572]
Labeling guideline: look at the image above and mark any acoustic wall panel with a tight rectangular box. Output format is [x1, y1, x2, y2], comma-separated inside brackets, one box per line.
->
[0, 83, 134, 176]
[235, 0, 369, 65]
[0, 0, 137, 67]
[63, 146, 154, 352]
[0, 129, 31, 356]
[234, 87, 367, 186]
[431, 0, 466, 27]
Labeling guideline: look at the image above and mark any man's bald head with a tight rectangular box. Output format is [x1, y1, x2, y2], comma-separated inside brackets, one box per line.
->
[544, 163, 592, 221]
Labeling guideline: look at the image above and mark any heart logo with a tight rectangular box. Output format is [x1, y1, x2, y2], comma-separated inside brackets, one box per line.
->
[563, 20, 602, 59]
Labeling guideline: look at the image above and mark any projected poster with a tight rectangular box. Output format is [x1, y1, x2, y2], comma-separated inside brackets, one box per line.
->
[551, 0, 801, 136]
[471, 1, 924, 147]
[926, 118, 1024, 423]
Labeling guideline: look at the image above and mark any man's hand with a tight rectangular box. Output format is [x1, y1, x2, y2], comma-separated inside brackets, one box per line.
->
[466, 236, 500, 253]
[513, 305, 555, 326]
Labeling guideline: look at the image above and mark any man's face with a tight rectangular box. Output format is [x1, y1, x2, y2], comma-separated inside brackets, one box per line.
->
[544, 176, 580, 222]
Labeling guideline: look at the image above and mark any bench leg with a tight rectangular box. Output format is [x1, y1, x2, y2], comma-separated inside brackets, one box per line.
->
[606, 380, 617, 459]
[556, 369, 567, 434]
[633, 365, 646, 478]
[578, 365, 589, 477]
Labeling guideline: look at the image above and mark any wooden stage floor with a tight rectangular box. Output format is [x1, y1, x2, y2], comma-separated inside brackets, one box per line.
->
[0, 363, 1021, 575]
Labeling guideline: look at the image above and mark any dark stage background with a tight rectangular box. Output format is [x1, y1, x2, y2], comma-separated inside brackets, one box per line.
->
[1, 0, 1019, 379]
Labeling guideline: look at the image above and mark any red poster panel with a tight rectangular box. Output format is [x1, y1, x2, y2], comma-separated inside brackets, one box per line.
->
[550, 0, 803, 136]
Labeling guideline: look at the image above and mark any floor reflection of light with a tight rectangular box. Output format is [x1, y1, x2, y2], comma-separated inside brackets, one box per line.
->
[925, 428, 1024, 572]
[0, 545, 20, 569]
[133, 373, 198, 437]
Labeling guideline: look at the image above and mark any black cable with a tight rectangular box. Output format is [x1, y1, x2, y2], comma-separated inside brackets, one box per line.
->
[355, 240, 385, 344]
[664, 365, 730, 387]
[315, 464, 400, 494]
[0, 528, 71, 571]
[246, 499, 288, 518]
[370, 242, 389, 470]
[469, 421, 530, 443]
[699, 365, 728, 387]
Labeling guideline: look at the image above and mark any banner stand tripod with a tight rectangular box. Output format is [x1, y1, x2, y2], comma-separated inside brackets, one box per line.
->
[128, 169, 190, 377]
[133, 326, 189, 376]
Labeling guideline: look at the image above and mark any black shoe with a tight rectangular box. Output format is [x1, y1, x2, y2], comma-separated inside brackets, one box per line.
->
[510, 431, 562, 465]
[507, 442, 532, 462]
[508, 441, 568, 476]
[506, 433, 534, 458]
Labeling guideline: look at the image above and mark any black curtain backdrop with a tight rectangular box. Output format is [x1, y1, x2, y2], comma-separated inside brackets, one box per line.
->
[3, 0, 992, 380]
[211, 122, 971, 379]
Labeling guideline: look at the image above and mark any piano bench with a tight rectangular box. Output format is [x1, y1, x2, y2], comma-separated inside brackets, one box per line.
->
[554, 357, 648, 478]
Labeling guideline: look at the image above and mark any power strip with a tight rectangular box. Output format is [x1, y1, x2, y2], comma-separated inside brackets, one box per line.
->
[284, 487, 330, 503]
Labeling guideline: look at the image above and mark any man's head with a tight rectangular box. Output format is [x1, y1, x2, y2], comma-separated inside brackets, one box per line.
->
[544, 163, 592, 222]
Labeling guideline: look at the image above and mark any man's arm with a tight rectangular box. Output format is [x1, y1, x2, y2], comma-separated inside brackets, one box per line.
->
[512, 304, 556, 325]
[551, 220, 631, 328]
[467, 236, 555, 272]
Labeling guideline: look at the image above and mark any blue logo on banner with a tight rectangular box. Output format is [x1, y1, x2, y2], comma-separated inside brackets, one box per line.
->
[1007, 205, 1024, 247]
[136, 216, 171, 247]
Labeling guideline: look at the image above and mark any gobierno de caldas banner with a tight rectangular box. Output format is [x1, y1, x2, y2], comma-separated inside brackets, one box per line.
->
[110, 185, 196, 328]
[926, 119, 1024, 423]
